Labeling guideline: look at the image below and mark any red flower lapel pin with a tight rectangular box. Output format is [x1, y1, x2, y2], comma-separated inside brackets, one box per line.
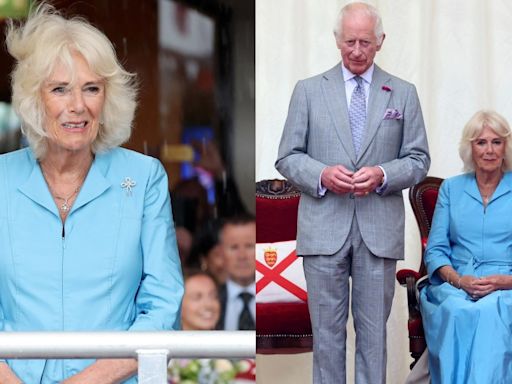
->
[382, 85, 392, 92]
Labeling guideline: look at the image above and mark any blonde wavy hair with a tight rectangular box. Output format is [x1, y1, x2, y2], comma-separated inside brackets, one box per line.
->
[459, 110, 512, 172]
[5, 2, 138, 158]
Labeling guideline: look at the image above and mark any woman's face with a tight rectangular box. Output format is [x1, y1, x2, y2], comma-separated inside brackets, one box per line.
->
[41, 51, 105, 155]
[471, 126, 506, 175]
[181, 275, 220, 330]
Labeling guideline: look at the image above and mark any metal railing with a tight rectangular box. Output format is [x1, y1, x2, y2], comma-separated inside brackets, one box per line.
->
[0, 331, 256, 383]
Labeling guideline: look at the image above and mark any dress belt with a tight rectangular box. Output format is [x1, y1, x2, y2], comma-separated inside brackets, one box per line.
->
[471, 258, 512, 268]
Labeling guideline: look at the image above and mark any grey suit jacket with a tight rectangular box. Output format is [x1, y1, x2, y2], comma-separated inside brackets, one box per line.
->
[275, 64, 430, 259]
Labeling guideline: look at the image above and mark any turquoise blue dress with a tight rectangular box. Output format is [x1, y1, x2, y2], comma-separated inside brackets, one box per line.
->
[0, 148, 184, 383]
[420, 172, 512, 384]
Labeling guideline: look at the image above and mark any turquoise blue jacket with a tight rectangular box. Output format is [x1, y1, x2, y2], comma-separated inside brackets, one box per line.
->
[424, 171, 512, 283]
[421, 172, 512, 383]
[0, 147, 184, 383]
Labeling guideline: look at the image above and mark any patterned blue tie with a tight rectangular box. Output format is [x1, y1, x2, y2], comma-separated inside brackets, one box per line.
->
[349, 76, 366, 156]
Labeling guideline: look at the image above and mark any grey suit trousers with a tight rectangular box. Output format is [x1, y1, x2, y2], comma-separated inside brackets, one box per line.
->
[303, 214, 396, 384]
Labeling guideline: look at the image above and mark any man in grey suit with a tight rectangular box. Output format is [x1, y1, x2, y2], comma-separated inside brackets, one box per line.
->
[275, 3, 430, 384]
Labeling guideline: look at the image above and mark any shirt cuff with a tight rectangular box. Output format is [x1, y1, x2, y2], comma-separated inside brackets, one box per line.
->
[318, 168, 327, 197]
[375, 166, 387, 195]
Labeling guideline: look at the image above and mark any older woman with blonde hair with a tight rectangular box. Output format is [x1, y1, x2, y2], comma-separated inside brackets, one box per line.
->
[0, 3, 183, 383]
[420, 110, 512, 383]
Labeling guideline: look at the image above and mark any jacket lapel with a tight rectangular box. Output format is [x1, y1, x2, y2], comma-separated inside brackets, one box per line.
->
[464, 175, 482, 203]
[356, 65, 392, 163]
[18, 153, 57, 215]
[18, 151, 112, 215]
[322, 64, 357, 165]
[72, 152, 112, 212]
[463, 173, 512, 204]
[485, 172, 512, 203]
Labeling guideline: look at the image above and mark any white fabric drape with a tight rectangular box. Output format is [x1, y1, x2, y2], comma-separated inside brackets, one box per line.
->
[256, 0, 512, 382]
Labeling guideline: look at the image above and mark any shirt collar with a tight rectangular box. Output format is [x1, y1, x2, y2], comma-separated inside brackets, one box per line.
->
[342, 63, 374, 85]
[226, 279, 256, 300]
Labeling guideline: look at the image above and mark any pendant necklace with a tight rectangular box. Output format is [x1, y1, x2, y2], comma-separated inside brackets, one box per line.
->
[41, 167, 86, 213]
[49, 184, 81, 212]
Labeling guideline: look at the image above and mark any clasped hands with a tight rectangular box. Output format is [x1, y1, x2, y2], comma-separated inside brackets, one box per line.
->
[458, 275, 508, 300]
[321, 165, 384, 196]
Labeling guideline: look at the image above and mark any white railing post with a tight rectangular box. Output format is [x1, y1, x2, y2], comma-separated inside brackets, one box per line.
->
[136, 349, 169, 384]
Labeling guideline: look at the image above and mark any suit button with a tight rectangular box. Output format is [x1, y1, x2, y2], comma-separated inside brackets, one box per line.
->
[349, 193, 355, 199]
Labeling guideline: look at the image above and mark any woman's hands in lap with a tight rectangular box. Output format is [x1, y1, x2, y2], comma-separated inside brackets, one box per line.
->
[459, 274, 512, 299]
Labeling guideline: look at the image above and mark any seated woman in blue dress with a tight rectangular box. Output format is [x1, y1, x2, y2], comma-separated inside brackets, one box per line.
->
[0, 3, 183, 383]
[420, 109, 512, 384]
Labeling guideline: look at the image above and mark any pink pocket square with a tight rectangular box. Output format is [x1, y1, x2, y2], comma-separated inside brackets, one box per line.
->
[383, 108, 403, 120]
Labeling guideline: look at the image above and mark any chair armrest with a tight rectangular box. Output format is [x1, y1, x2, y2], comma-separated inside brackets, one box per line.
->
[396, 269, 422, 321]
[396, 268, 421, 285]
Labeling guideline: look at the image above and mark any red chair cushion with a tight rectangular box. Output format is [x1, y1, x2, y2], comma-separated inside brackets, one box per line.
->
[422, 189, 439, 222]
[255, 180, 312, 354]
[256, 302, 312, 354]
[256, 195, 299, 243]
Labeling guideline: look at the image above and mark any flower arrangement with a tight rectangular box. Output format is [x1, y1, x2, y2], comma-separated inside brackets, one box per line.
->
[168, 359, 254, 384]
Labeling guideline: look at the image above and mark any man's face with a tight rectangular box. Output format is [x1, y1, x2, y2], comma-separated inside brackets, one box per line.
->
[336, 11, 384, 75]
[221, 222, 256, 287]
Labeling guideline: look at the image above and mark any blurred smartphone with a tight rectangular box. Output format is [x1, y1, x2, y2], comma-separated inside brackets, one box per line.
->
[181, 126, 215, 204]
[160, 144, 194, 162]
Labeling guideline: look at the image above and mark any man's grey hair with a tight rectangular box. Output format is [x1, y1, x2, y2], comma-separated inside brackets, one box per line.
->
[333, 2, 384, 45]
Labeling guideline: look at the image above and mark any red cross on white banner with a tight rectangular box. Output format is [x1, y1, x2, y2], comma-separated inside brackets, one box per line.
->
[256, 241, 307, 302]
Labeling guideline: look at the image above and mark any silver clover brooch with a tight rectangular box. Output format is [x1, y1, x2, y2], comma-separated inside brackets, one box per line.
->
[121, 177, 136, 196]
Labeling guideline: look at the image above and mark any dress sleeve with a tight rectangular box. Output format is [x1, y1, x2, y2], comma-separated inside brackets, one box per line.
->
[129, 158, 184, 331]
[0, 159, 6, 362]
[424, 179, 453, 285]
[0, 306, 4, 363]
